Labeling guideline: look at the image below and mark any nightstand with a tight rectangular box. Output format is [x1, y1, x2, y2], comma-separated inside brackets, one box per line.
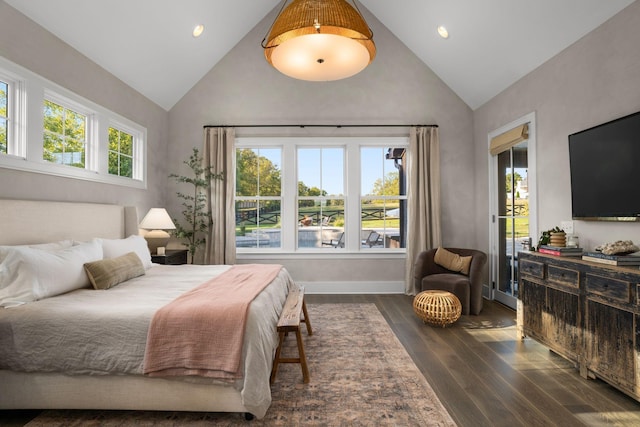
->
[151, 249, 188, 265]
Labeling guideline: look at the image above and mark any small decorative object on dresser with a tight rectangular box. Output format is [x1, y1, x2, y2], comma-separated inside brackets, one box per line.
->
[537, 245, 583, 257]
[536, 226, 564, 249]
[581, 251, 640, 266]
[151, 249, 188, 265]
[549, 230, 566, 247]
[594, 240, 640, 255]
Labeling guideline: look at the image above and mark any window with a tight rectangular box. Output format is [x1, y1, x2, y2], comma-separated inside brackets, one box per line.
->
[235, 137, 408, 254]
[0, 56, 146, 188]
[361, 147, 406, 249]
[108, 127, 134, 178]
[235, 147, 283, 249]
[298, 147, 345, 249]
[43, 99, 87, 168]
[0, 79, 7, 154]
[0, 67, 24, 158]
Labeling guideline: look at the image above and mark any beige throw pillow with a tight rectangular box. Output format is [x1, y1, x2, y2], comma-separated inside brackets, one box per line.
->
[434, 247, 472, 275]
[84, 252, 145, 290]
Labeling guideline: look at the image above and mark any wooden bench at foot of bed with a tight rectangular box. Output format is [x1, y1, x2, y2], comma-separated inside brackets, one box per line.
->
[270, 286, 312, 384]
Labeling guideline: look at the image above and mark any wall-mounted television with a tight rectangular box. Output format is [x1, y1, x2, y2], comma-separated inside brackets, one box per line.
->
[568, 110, 640, 221]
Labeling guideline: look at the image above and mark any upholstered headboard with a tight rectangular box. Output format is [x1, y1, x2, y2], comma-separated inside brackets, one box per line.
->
[0, 199, 138, 245]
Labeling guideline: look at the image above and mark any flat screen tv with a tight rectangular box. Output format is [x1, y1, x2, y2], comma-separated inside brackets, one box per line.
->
[568, 110, 640, 221]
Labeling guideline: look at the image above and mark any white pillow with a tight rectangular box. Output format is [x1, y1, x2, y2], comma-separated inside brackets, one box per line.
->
[0, 240, 74, 262]
[99, 235, 152, 269]
[0, 240, 103, 307]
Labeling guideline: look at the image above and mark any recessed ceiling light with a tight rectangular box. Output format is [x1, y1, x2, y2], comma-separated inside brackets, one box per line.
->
[437, 25, 449, 39]
[192, 24, 205, 38]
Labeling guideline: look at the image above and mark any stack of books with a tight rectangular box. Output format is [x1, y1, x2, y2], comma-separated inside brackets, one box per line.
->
[581, 252, 640, 266]
[537, 245, 583, 257]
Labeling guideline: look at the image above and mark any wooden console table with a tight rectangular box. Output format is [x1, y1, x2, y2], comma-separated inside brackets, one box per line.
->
[518, 251, 640, 402]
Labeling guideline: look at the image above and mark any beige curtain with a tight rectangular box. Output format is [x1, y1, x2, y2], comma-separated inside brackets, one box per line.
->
[203, 127, 236, 265]
[404, 126, 442, 295]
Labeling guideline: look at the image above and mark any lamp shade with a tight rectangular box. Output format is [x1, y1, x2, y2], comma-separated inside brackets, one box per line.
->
[139, 208, 175, 255]
[139, 208, 176, 231]
[263, 0, 375, 81]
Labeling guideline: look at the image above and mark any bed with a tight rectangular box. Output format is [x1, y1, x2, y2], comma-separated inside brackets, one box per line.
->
[0, 199, 292, 419]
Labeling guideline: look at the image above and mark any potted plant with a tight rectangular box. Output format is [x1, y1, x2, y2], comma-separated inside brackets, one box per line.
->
[169, 148, 223, 263]
[537, 226, 563, 250]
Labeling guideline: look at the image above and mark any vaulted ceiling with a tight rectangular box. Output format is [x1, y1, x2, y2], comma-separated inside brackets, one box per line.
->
[5, 0, 634, 111]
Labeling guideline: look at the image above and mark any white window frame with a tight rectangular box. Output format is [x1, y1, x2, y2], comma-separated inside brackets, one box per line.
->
[0, 55, 146, 189]
[360, 145, 407, 251]
[0, 78, 8, 154]
[236, 136, 408, 258]
[296, 144, 346, 250]
[0, 67, 26, 158]
[107, 120, 144, 181]
[235, 146, 284, 250]
[43, 90, 95, 170]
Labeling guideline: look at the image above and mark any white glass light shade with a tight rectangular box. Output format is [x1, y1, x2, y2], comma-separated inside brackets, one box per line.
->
[270, 33, 371, 81]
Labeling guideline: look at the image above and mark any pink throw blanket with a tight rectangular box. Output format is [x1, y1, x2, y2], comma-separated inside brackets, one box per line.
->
[143, 264, 282, 379]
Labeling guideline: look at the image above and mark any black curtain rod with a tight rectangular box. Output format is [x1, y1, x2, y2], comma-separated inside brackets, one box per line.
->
[203, 124, 438, 129]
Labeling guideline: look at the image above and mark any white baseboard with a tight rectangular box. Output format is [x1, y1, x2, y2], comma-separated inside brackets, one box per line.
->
[299, 281, 405, 294]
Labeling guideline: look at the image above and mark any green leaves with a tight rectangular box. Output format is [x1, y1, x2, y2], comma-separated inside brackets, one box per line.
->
[170, 148, 223, 262]
[108, 127, 134, 178]
[235, 148, 281, 197]
[537, 226, 563, 248]
[43, 99, 86, 167]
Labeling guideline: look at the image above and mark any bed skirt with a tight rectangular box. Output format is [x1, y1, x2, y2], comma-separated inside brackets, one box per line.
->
[0, 370, 252, 415]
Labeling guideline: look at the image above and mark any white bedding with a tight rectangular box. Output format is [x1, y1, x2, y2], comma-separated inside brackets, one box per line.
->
[0, 264, 292, 418]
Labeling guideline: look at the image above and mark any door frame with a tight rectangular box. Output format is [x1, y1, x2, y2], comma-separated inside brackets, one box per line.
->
[487, 112, 537, 307]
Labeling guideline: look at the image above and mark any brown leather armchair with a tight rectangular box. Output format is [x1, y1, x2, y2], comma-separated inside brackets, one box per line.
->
[413, 248, 487, 315]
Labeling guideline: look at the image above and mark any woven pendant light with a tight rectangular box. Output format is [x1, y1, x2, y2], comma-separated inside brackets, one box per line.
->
[262, 0, 376, 81]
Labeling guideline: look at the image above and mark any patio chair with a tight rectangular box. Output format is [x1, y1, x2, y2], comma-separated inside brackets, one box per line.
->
[322, 232, 344, 248]
[362, 231, 382, 247]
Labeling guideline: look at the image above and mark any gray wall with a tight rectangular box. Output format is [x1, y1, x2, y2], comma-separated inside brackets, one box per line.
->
[6, 0, 638, 291]
[473, 2, 640, 255]
[168, 7, 474, 287]
[0, 1, 169, 218]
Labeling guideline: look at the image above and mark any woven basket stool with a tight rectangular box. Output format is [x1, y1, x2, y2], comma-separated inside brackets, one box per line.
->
[413, 290, 462, 327]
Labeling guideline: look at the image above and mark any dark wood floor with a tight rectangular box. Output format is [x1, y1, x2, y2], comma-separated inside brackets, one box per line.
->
[3, 295, 640, 426]
[307, 294, 640, 427]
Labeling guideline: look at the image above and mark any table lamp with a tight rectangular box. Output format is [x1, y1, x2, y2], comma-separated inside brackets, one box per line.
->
[139, 208, 176, 255]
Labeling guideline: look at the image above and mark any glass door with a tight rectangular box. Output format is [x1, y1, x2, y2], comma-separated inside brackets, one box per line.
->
[494, 143, 529, 308]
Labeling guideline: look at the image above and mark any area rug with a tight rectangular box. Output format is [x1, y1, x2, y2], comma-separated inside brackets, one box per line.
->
[25, 303, 456, 426]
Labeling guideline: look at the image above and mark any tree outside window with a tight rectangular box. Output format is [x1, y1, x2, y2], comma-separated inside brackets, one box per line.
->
[0, 57, 146, 188]
[0, 81, 8, 154]
[235, 137, 407, 253]
[43, 99, 86, 168]
[235, 148, 282, 249]
[108, 127, 134, 178]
